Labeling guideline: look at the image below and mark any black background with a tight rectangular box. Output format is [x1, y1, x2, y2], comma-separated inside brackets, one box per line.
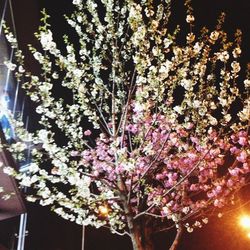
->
[1, 0, 250, 249]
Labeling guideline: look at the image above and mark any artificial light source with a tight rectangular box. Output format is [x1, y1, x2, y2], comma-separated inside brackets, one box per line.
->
[239, 215, 250, 229]
[98, 205, 109, 217]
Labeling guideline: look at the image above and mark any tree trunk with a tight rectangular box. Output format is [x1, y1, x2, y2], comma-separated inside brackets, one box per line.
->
[129, 223, 154, 250]
[169, 226, 183, 250]
[118, 178, 154, 250]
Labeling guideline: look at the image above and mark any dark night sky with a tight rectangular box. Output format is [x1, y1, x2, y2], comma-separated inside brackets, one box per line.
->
[1, 0, 250, 249]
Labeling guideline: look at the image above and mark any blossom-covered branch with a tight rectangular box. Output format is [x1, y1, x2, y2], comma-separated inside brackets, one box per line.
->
[1, 0, 249, 249]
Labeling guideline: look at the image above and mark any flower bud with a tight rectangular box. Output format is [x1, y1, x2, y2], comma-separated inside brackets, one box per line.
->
[210, 31, 220, 41]
[186, 15, 195, 23]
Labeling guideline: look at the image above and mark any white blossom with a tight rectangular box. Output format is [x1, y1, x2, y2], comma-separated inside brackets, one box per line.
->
[3, 167, 16, 176]
[40, 30, 56, 51]
[73, 0, 82, 5]
[4, 61, 16, 71]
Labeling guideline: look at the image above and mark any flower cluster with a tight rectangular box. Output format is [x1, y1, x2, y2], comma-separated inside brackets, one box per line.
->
[1, 0, 249, 240]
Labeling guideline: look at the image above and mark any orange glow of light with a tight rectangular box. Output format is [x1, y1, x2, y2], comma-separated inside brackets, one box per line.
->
[98, 205, 109, 216]
[247, 232, 250, 238]
[240, 215, 250, 229]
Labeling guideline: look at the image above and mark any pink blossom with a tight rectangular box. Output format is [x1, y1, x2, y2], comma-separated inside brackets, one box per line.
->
[156, 173, 163, 180]
[207, 192, 214, 198]
[214, 199, 223, 207]
[187, 152, 197, 160]
[230, 146, 239, 154]
[228, 168, 240, 176]
[237, 151, 247, 163]
[214, 157, 224, 165]
[215, 185, 222, 194]
[84, 129, 92, 136]
[190, 136, 199, 144]
[227, 179, 234, 187]
[70, 151, 79, 156]
[126, 124, 138, 134]
[238, 130, 247, 137]
[185, 122, 194, 130]
[238, 136, 247, 146]
[242, 163, 250, 173]
[230, 134, 237, 143]
[190, 184, 198, 191]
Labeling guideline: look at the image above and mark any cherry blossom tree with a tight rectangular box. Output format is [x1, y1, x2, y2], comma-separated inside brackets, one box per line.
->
[1, 0, 250, 249]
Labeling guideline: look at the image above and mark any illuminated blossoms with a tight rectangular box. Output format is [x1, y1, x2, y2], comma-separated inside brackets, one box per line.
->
[1, 0, 250, 250]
